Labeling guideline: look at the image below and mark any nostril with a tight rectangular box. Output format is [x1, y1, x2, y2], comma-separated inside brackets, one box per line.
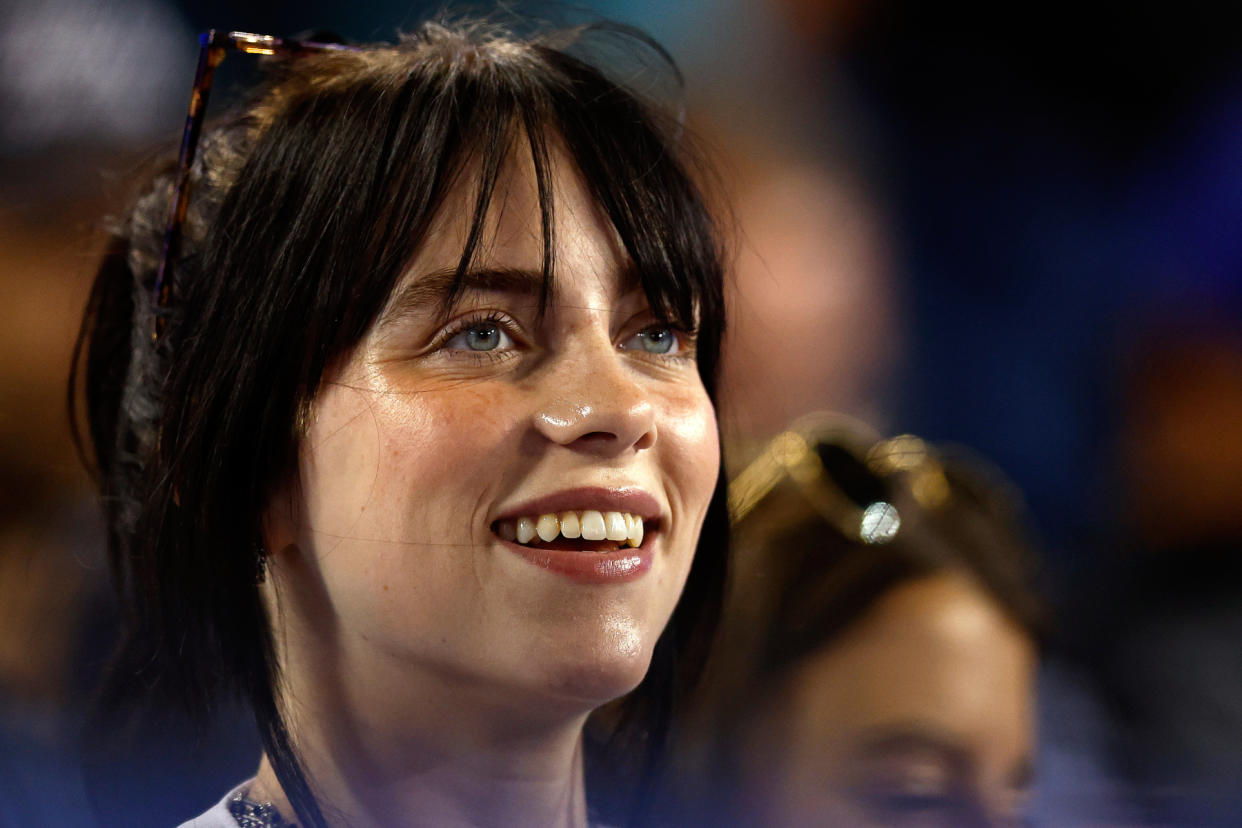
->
[533, 398, 655, 453]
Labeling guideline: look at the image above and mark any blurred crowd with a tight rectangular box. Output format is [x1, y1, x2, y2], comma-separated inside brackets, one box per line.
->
[2, 0, 1241, 825]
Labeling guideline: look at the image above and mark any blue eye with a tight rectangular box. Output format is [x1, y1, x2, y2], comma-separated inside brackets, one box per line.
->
[465, 324, 500, 351]
[445, 322, 514, 352]
[624, 326, 679, 355]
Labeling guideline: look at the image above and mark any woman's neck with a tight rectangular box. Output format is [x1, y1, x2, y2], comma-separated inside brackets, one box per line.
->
[249, 714, 590, 828]
[249, 539, 618, 828]
[251, 636, 595, 828]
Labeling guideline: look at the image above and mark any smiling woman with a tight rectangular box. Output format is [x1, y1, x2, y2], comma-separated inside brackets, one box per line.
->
[70, 16, 727, 828]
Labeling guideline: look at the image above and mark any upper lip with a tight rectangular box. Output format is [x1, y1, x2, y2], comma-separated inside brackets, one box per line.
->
[493, 486, 663, 523]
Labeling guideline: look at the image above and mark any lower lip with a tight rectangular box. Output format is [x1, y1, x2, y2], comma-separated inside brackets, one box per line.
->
[498, 537, 654, 584]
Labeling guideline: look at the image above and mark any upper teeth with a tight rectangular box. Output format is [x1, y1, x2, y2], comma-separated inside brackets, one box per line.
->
[499, 511, 645, 548]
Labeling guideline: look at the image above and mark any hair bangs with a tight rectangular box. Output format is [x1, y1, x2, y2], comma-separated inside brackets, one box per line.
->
[346, 33, 722, 349]
[538, 45, 726, 390]
[314, 48, 563, 334]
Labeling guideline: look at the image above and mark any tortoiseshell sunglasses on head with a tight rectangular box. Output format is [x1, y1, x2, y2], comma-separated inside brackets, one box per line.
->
[152, 30, 359, 341]
[727, 414, 951, 545]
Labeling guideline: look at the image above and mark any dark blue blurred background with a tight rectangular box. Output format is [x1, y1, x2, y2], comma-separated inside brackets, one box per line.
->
[2, 1, 1240, 825]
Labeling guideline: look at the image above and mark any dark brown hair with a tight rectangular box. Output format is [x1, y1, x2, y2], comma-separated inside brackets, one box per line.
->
[668, 430, 1044, 825]
[71, 16, 728, 827]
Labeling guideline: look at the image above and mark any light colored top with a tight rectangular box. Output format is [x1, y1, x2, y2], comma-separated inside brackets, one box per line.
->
[177, 780, 254, 828]
[176, 778, 621, 827]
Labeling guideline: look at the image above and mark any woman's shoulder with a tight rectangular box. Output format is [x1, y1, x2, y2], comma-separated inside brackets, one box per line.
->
[176, 781, 243, 827]
[176, 779, 619, 827]
[176, 779, 294, 828]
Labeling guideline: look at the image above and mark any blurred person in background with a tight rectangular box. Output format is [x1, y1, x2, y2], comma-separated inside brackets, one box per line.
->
[722, 4, 1242, 820]
[671, 0, 899, 461]
[670, 417, 1045, 827]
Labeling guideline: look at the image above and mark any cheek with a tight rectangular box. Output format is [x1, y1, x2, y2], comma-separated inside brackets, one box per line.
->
[298, 382, 392, 535]
[651, 384, 718, 627]
[662, 385, 721, 511]
[372, 383, 516, 481]
[300, 378, 525, 542]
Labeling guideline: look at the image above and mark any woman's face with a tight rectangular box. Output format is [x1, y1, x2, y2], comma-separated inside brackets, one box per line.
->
[267, 146, 719, 717]
[740, 573, 1036, 828]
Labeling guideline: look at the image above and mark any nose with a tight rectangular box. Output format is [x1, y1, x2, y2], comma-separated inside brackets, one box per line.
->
[532, 350, 656, 455]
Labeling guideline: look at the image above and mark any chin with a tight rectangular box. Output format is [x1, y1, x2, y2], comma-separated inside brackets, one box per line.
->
[536, 624, 655, 709]
[546, 657, 651, 707]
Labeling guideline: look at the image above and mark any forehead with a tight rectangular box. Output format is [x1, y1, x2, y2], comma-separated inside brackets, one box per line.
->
[777, 573, 1036, 774]
[402, 137, 633, 299]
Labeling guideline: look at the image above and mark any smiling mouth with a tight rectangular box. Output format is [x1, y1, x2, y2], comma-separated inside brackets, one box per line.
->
[492, 510, 653, 552]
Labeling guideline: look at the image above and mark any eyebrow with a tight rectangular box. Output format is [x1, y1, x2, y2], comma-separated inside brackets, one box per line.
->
[378, 262, 653, 330]
[850, 724, 1035, 789]
[379, 267, 551, 329]
[851, 727, 970, 770]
